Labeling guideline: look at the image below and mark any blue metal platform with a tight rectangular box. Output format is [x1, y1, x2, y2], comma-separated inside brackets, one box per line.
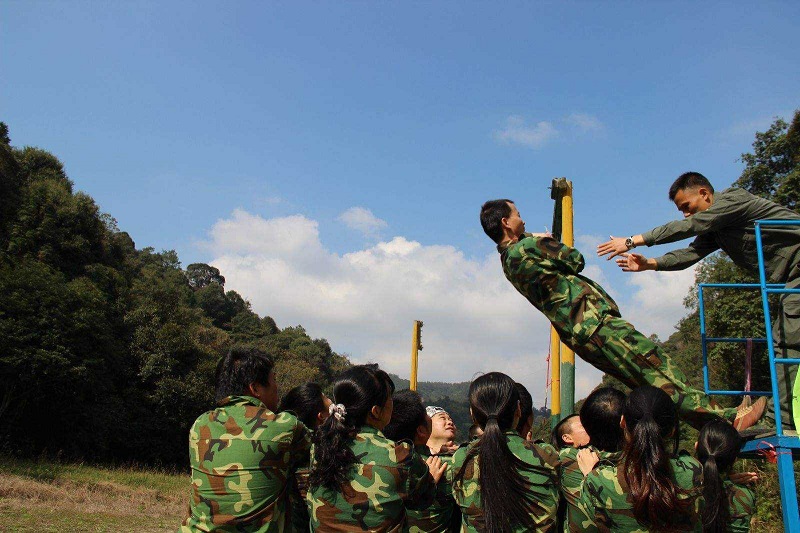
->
[699, 219, 800, 533]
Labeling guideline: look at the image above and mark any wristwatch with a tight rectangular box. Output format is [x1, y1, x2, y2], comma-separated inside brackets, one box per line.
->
[625, 236, 635, 250]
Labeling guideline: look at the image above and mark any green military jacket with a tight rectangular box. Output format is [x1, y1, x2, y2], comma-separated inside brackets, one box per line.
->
[715, 478, 756, 533]
[289, 459, 311, 532]
[448, 431, 560, 532]
[181, 395, 312, 533]
[579, 451, 703, 533]
[642, 187, 800, 282]
[405, 445, 459, 533]
[307, 425, 436, 532]
[499, 234, 621, 347]
[557, 446, 619, 533]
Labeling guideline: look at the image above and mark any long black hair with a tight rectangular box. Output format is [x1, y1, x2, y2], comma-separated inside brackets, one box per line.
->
[580, 387, 625, 452]
[454, 372, 540, 532]
[621, 386, 690, 530]
[696, 418, 741, 533]
[308, 364, 394, 491]
[279, 382, 325, 430]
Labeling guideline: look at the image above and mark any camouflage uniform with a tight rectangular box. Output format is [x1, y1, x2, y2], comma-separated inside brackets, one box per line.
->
[405, 445, 459, 533]
[181, 395, 311, 532]
[289, 461, 311, 532]
[448, 431, 560, 532]
[499, 234, 737, 429]
[720, 477, 756, 533]
[579, 451, 703, 532]
[306, 426, 436, 532]
[557, 446, 619, 533]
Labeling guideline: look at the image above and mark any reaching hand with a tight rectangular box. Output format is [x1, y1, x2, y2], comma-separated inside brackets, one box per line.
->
[425, 455, 447, 484]
[577, 448, 600, 476]
[729, 471, 759, 485]
[597, 236, 629, 259]
[615, 252, 653, 272]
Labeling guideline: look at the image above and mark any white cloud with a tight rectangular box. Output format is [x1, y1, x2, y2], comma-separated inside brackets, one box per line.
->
[338, 207, 388, 238]
[566, 113, 605, 134]
[618, 267, 698, 341]
[203, 209, 559, 405]
[494, 115, 558, 149]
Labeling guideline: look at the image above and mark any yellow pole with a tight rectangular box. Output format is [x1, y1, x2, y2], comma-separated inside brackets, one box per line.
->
[410, 320, 422, 390]
[549, 326, 561, 428]
[560, 181, 576, 416]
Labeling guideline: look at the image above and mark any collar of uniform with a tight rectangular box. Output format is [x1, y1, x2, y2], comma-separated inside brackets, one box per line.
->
[497, 232, 533, 254]
[358, 425, 386, 438]
[218, 395, 267, 409]
[415, 444, 431, 457]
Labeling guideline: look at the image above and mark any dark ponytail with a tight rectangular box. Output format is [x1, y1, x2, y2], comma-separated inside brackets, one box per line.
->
[455, 372, 542, 532]
[621, 386, 689, 529]
[697, 419, 740, 533]
[308, 364, 394, 491]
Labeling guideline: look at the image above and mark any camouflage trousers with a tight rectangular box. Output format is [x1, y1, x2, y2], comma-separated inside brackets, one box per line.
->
[574, 316, 737, 430]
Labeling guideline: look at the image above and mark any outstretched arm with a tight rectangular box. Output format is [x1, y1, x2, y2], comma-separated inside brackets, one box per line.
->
[597, 234, 647, 260]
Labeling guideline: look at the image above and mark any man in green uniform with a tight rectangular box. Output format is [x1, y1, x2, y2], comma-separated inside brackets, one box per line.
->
[479, 198, 765, 430]
[557, 387, 625, 533]
[383, 390, 460, 533]
[181, 346, 311, 532]
[598, 171, 800, 428]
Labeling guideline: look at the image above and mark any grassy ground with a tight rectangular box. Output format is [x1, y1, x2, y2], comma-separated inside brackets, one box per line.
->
[0, 456, 188, 532]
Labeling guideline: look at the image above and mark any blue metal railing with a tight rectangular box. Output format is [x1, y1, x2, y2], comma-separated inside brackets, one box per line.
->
[698, 219, 799, 533]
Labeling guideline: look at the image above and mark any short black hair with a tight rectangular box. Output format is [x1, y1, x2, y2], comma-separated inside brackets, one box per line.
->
[668, 172, 714, 201]
[279, 382, 325, 430]
[383, 389, 427, 443]
[480, 199, 514, 243]
[580, 387, 625, 452]
[215, 345, 275, 402]
[550, 414, 580, 449]
[515, 382, 533, 434]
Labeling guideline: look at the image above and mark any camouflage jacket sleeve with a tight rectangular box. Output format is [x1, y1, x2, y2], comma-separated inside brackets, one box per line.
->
[404, 445, 438, 511]
[724, 479, 756, 532]
[289, 418, 312, 464]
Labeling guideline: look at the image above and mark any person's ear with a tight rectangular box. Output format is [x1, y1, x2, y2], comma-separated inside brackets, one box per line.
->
[694, 441, 698, 451]
[562, 433, 574, 445]
[469, 407, 476, 423]
[246, 382, 259, 397]
[619, 415, 626, 430]
[370, 405, 381, 420]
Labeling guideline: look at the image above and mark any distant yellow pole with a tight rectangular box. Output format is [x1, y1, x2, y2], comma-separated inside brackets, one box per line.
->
[410, 320, 423, 390]
[549, 326, 561, 428]
[560, 181, 576, 416]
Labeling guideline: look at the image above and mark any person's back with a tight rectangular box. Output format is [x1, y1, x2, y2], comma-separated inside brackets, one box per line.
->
[307, 365, 440, 532]
[181, 347, 310, 532]
[582, 451, 702, 532]
[449, 372, 559, 532]
[579, 386, 702, 533]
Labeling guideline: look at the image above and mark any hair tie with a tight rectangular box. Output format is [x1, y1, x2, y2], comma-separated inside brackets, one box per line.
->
[486, 414, 498, 421]
[329, 403, 347, 421]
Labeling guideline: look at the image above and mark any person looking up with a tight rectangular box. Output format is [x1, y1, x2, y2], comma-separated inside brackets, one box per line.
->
[550, 414, 590, 450]
[278, 383, 332, 533]
[450, 372, 559, 532]
[384, 389, 460, 533]
[558, 387, 625, 533]
[307, 364, 445, 532]
[427, 406, 458, 454]
[696, 419, 756, 533]
[480, 198, 765, 431]
[181, 346, 310, 532]
[580, 385, 703, 532]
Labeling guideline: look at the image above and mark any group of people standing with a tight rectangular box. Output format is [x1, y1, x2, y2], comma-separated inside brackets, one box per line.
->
[180, 348, 754, 532]
[180, 171, 800, 531]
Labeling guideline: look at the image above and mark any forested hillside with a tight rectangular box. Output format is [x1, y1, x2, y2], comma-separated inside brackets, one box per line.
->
[0, 123, 350, 465]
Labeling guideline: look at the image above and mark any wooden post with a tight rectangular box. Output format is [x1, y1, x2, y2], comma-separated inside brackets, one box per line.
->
[410, 320, 423, 390]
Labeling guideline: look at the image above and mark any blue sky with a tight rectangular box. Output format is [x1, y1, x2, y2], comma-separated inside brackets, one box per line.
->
[3, 2, 798, 404]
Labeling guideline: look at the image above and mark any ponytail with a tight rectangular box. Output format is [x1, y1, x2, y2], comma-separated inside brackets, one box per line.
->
[697, 419, 740, 533]
[309, 364, 394, 491]
[454, 373, 541, 532]
[621, 386, 689, 529]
